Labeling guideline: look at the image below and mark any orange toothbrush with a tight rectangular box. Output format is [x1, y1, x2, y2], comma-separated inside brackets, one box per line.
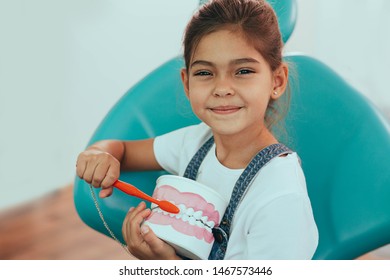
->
[112, 180, 179, 214]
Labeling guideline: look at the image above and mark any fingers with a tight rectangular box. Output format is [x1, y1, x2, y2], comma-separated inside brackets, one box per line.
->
[76, 150, 120, 190]
[122, 202, 147, 243]
[81, 162, 99, 186]
[129, 202, 151, 238]
[99, 187, 113, 198]
[76, 154, 87, 179]
[92, 162, 110, 187]
[98, 164, 120, 197]
[140, 225, 168, 256]
[122, 202, 151, 255]
[121, 202, 179, 260]
[97, 164, 119, 197]
[122, 207, 134, 243]
[140, 225, 179, 259]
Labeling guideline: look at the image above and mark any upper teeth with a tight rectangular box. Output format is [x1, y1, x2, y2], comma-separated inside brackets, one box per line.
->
[153, 204, 215, 231]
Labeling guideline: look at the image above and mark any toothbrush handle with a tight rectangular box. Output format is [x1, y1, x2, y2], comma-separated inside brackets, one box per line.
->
[112, 180, 157, 204]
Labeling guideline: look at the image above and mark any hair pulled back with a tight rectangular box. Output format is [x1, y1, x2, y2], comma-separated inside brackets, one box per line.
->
[183, 0, 283, 72]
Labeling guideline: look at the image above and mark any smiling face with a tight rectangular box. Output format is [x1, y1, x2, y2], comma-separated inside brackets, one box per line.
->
[181, 28, 286, 138]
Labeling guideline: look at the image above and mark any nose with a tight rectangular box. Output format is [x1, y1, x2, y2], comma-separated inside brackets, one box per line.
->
[213, 76, 234, 97]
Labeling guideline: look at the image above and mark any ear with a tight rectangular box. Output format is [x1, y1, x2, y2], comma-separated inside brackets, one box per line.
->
[271, 62, 289, 100]
[180, 68, 190, 98]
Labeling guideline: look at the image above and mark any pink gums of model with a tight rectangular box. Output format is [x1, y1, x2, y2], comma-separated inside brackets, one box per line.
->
[143, 175, 228, 259]
[146, 185, 220, 243]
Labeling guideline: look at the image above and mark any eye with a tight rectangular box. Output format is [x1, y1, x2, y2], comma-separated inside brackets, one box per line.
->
[236, 69, 255, 75]
[194, 70, 212, 76]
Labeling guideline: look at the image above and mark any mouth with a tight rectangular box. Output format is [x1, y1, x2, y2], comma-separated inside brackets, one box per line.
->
[208, 105, 243, 115]
[145, 185, 221, 244]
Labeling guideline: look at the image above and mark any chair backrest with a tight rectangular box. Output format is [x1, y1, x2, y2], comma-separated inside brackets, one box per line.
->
[283, 54, 390, 259]
[73, 0, 390, 259]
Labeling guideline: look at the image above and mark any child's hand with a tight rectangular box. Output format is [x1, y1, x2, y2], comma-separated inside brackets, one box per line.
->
[76, 148, 120, 198]
[122, 202, 181, 260]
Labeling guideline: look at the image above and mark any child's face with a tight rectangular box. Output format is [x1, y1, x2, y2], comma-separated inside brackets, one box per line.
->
[181, 28, 283, 137]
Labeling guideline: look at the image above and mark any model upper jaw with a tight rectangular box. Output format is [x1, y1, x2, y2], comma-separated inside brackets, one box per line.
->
[153, 185, 220, 225]
[145, 184, 221, 243]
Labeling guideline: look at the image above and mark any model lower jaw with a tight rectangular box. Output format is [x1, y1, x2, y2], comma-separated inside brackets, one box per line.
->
[147, 209, 215, 243]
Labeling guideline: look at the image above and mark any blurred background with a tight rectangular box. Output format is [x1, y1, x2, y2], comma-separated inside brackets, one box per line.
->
[0, 0, 389, 259]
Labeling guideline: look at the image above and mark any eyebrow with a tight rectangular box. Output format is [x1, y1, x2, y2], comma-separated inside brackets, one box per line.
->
[190, 57, 260, 68]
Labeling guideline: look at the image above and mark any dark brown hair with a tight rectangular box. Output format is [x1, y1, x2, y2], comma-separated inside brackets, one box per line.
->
[183, 0, 290, 132]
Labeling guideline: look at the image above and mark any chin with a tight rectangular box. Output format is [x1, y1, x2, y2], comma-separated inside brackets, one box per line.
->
[205, 118, 264, 138]
[208, 122, 245, 136]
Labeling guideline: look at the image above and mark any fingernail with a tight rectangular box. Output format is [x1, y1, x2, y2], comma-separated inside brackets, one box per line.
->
[137, 201, 145, 209]
[128, 207, 134, 212]
[141, 225, 149, 235]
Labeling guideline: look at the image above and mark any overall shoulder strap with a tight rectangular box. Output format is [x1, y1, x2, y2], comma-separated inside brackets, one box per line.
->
[209, 143, 292, 260]
[183, 136, 214, 180]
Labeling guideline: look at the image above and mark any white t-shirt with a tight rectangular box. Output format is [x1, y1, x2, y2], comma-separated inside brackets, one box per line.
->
[153, 122, 318, 260]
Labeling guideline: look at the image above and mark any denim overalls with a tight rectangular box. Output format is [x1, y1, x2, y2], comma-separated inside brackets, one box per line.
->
[183, 136, 292, 260]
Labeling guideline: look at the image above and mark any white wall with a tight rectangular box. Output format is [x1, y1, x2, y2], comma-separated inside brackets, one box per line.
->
[286, 0, 390, 111]
[1, 0, 389, 210]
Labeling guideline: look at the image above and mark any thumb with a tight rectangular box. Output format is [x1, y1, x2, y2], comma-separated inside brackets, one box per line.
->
[140, 225, 168, 256]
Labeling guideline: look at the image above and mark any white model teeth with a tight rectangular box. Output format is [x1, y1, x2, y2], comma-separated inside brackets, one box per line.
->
[175, 213, 182, 219]
[152, 204, 214, 230]
[206, 221, 215, 228]
[195, 220, 204, 228]
[178, 204, 186, 213]
[182, 215, 189, 222]
[186, 207, 194, 216]
[193, 210, 203, 219]
[188, 216, 196, 226]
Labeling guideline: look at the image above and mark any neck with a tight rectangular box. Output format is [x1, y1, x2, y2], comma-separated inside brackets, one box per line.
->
[213, 126, 278, 169]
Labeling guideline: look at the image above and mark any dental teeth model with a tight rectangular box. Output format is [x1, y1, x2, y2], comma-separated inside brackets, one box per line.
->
[143, 175, 228, 260]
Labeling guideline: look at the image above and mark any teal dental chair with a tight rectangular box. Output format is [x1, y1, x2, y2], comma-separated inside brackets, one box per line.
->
[73, 0, 390, 259]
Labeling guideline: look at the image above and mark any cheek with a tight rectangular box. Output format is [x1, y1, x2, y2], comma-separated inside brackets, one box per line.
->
[188, 96, 204, 113]
[245, 90, 272, 113]
[188, 80, 205, 92]
[187, 84, 208, 105]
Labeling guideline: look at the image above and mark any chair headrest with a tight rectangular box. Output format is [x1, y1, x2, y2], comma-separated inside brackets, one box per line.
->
[198, 0, 297, 43]
[269, 0, 297, 43]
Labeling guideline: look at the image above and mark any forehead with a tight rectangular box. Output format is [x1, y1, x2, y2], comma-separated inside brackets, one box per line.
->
[191, 28, 265, 64]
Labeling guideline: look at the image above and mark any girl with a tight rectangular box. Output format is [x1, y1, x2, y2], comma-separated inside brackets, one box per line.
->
[76, 0, 318, 260]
